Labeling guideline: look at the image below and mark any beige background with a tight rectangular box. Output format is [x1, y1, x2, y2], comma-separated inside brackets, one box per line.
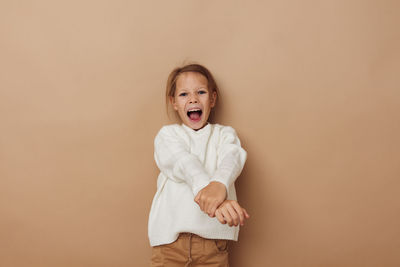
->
[1, 0, 399, 266]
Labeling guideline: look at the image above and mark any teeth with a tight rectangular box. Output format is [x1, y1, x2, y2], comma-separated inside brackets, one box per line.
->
[188, 109, 201, 112]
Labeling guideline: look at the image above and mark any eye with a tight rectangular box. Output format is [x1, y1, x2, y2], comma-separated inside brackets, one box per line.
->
[198, 90, 207, 95]
[179, 92, 187, 97]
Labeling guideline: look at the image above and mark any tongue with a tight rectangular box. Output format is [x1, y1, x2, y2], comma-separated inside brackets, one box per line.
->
[189, 112, 201, 120]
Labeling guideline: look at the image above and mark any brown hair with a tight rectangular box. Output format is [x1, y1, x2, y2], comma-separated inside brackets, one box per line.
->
[165, 63, 219, 118]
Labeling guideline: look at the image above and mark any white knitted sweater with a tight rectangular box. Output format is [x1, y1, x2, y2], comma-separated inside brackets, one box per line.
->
[148, 123, 247, 247]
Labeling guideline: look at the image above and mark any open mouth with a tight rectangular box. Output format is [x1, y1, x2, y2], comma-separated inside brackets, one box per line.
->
[187, 109, 202, 121]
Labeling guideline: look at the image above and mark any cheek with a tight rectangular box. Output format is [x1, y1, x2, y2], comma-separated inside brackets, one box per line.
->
[176, 100, 186, 112]
[203, 97, 212, 109]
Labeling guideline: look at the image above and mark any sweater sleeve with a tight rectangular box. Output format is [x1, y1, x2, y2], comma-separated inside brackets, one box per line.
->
[154, 126, 211, 195]
[211, 126, 247, 190]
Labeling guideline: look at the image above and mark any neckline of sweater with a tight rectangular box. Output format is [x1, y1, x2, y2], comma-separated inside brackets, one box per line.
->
[181, 123, 212, 135]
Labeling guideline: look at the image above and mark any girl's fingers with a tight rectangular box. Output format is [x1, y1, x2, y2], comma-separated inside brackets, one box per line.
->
[209, 202, 217, 217]
[221, 207, 233, 227]
[194, 192, 202, 208]
[215, 209, 225, 224]
[205, 199, 212, 215]
[200, 197, 206, 212]
[231, 201, 245, 226]
[225, 204, 240, 226]
[242, 208, 250, 218]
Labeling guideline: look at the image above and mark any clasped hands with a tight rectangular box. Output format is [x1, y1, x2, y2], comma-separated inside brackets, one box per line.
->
[194, 181, 250, 227]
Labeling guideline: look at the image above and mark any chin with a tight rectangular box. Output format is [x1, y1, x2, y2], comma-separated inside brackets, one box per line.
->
[186, 120, 207, 130]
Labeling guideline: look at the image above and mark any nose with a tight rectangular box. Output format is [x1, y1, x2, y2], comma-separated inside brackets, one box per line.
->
[189, 93, 198, 104]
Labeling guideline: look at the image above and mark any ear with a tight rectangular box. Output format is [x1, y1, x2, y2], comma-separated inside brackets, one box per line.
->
[210, 91, 217, 108]
[170, 96, 178, 111]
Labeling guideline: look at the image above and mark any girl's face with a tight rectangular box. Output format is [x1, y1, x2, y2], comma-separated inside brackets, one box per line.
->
[171, 72, 217, 130]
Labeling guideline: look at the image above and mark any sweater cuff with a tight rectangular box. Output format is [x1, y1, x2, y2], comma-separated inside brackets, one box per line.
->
[210, 177, 229, 192]
[192, 178, 210, 196]
[211, 165, 235, 191]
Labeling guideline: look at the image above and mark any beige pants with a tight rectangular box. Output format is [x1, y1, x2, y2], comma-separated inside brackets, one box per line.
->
[151, 233, 229, 267]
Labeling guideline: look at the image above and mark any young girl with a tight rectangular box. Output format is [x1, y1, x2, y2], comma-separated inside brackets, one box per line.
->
[148, 63, 249, 266]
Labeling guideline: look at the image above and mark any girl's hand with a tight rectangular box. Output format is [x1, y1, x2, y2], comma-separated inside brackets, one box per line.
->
[215, 200, 250, 227]
[194, 181, 227, 217]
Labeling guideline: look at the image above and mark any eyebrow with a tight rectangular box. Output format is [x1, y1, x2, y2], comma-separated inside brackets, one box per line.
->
[177, 87, 208, 91]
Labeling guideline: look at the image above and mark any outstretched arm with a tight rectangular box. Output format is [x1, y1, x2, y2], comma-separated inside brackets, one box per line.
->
[154, 126, 210, 196]
[212, 126, 247, 189]
[195, 127, 247, 216]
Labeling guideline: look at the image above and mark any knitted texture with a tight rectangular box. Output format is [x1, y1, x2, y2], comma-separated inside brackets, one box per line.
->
[148, 123, 247, 246]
